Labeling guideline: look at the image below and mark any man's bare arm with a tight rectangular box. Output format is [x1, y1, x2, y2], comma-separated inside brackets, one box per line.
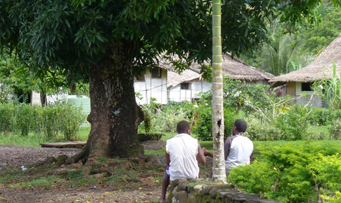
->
[202, 148, 213, 158]
[166, 152, 170, 166]
[196, 142, 206, 165]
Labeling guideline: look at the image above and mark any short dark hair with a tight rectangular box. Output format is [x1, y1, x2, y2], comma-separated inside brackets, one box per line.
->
[234, 119, 247, 132]
[177, 120, 190, 134]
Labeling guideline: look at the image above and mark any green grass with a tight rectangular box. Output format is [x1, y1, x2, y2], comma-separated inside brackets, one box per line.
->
[77, 126, 91, 141]
[0, 133, 68, 147]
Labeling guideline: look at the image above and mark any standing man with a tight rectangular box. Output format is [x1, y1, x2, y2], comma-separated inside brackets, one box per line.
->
[203, 119, 253, 176]
[159, 120, 206, 202]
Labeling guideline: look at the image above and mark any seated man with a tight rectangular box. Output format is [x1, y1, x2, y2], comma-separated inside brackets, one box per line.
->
[159, 120, 206, 202]
[203, 119, 253, 176]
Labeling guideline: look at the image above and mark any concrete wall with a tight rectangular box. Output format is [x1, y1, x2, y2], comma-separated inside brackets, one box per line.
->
[168, 80, 211, 102]
[134, 68, 167, 105]
[167, 179, 280, 203]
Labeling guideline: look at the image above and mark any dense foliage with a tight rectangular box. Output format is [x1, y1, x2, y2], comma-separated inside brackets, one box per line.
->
[228, 141, 341, 202]
[0, 102, 86, 140]
[241, 4, 341, 76]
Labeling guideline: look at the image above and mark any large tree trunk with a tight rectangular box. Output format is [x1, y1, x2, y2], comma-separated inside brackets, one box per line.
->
[212, 0, 226, 182]
[71, 43, 144, 164]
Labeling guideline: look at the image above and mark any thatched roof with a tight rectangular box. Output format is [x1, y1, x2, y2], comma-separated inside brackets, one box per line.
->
[270, 33, 341, 83]
[157, 53, 274, 88]
[221, 53, 274, 81]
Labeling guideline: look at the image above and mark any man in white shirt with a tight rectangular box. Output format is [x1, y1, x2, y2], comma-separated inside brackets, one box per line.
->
[203, 119, 253, 176]
[159, 120, 206, 202]
[223, 119, 253, 175]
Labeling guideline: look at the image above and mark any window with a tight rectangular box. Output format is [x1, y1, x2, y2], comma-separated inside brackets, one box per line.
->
[181, 83, 191, 90]
[151, 68, 161, 78]
[301, 82, 313, 91]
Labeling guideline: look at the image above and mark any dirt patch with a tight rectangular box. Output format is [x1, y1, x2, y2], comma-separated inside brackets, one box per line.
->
[0, 187, 159, 203]
[0, 145, 80, 170]
[0, 143, 212, 203]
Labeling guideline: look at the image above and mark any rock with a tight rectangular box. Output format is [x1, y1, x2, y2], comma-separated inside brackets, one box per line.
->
[172, 191, 188, 203]
[177, 179, 189, 192]
[193, 185, 203, 193]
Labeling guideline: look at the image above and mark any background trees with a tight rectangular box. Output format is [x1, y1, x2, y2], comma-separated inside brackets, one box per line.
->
[241, 3, 341, 75]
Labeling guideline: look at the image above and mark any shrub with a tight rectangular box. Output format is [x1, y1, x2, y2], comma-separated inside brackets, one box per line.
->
[192, 107, 237, 141]
[329, 119, 341, 140]
[275, 105, 311, 140]
[59, 104, 86, 140]
[228, 161, 277, 194]
[229, 142, 341, 202]
[140, 100, 195, 133]
[245, 116, 281, 141]
[0, 102, 86, 140]
[308, 108, 341, 126]
[0, 103, 15, 134]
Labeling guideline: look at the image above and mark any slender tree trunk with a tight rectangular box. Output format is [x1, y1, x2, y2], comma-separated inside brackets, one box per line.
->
[40, 91, 47, 107]
[72, 43, 144, 163]
[212, 0, 226, 182]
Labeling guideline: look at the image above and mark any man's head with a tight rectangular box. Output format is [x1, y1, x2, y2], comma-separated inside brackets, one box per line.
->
[177, 120, 191, 134]
[233, 119, 247, 134]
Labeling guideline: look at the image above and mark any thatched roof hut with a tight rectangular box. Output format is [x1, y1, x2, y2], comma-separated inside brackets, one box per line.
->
[270, 33, 341, 84]
[221, 53, 274, 81]
[158, 53, 274, 87]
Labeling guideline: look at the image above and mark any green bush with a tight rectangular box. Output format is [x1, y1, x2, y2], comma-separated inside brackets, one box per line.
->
[276, 105, 311, 140]
[192, 107, 237, 141]
[59, 104, 85, 140]
[245, 116, 281, 141]
[329, 119, 341, 140]
[228, 142, 341, 202]
[140, 100, 195, 133]
[228, 161, 277, 194]
[308, 108, 341, 126]
[0, 102, 86, 140]
[0, 103, 15, 134]
[15, 104, 33, 136]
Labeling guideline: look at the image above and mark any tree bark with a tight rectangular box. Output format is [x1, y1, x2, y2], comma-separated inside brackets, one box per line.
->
[212, 0, 226, 182]
[40, 91, 47, 107]
[78, 43, 144, 162]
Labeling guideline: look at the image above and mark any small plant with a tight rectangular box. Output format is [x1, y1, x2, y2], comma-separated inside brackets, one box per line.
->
[329, 119, 341, 140]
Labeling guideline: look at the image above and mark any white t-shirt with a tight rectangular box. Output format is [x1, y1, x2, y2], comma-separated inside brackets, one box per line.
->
[224, 134, 253, 171]
[166, 133, 199, 181]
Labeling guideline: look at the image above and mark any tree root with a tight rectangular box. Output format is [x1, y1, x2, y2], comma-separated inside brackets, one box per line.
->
[65, 149, 88, 165]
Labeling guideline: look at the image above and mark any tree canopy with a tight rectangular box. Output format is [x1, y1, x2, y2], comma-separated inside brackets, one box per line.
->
[1, 0, 332, 77]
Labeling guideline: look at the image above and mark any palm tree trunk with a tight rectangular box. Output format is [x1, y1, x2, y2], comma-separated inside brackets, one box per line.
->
[212, 0, 226, 182]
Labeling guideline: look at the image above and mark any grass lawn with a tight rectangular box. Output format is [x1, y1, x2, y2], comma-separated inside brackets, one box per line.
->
[0, 124, 333, 151]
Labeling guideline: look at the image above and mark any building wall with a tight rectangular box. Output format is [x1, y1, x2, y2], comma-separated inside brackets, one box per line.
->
[286, 82, 296, 97]
[30, 91, 68, 106]
[134, 68, 167, 105]
[168, 80, 211, 102]
[295, 82, 323, 108]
